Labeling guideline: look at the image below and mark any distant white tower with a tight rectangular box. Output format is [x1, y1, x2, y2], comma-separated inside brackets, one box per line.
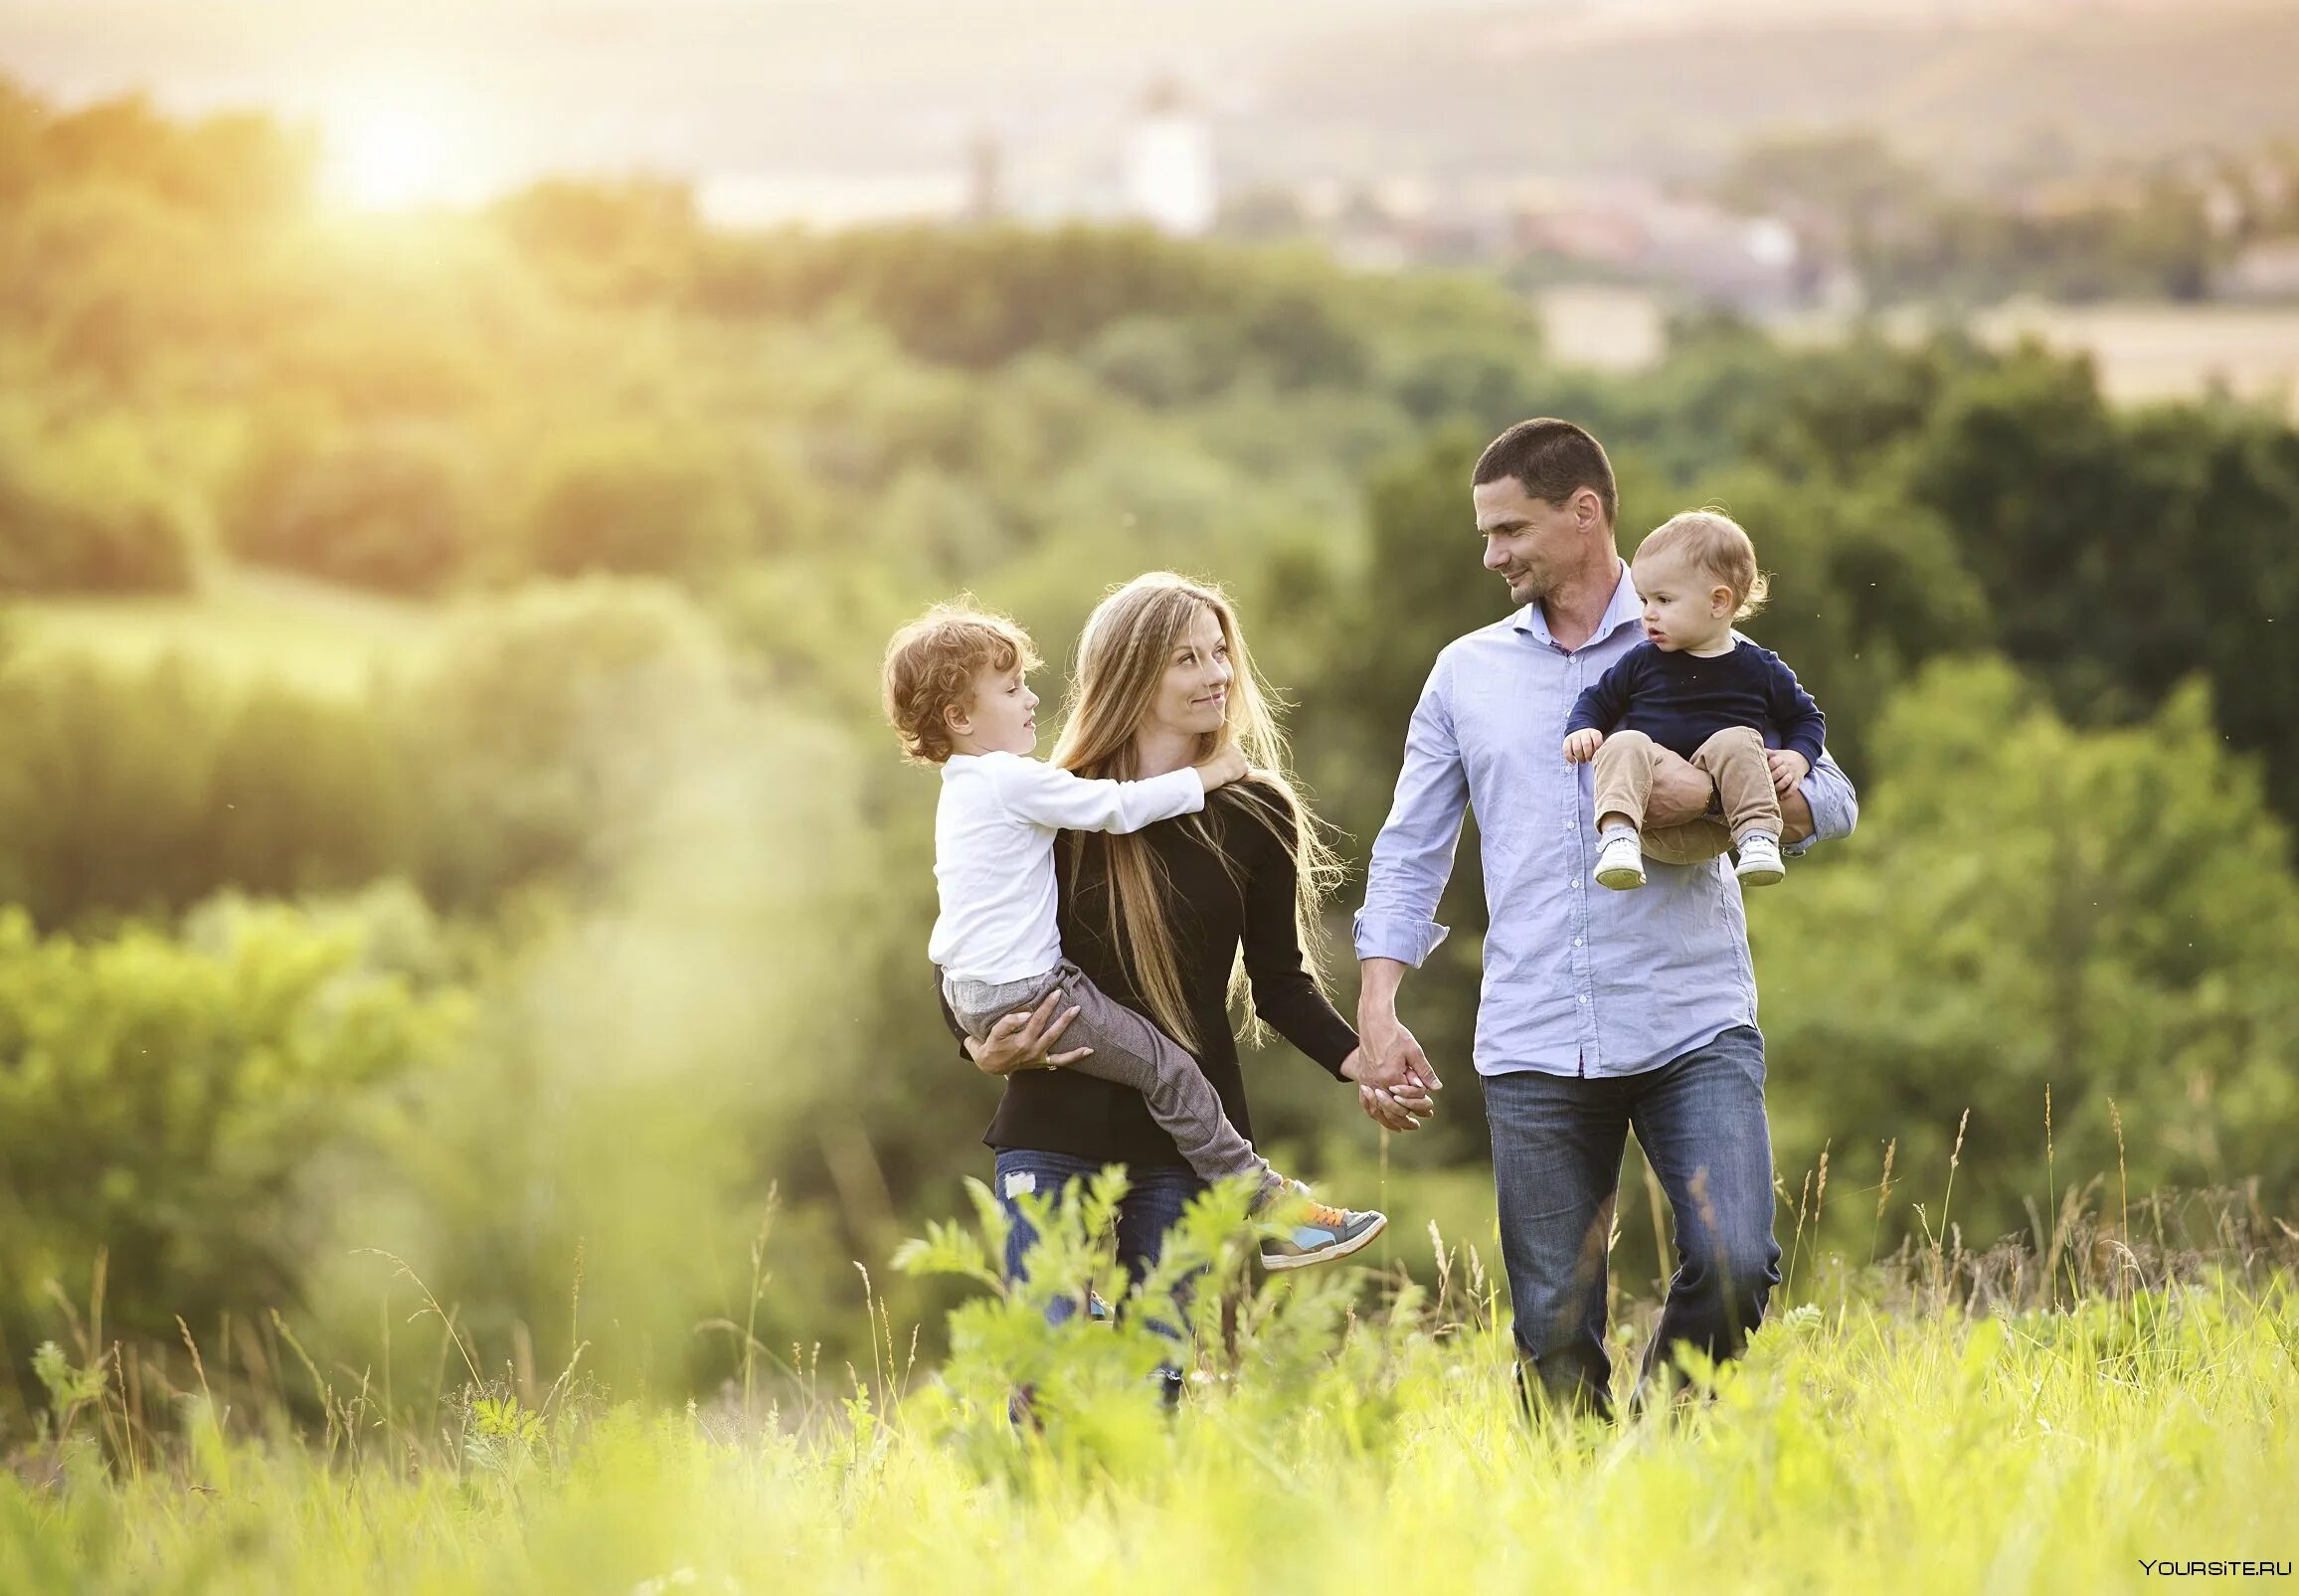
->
[1123, 79, 1216, 238]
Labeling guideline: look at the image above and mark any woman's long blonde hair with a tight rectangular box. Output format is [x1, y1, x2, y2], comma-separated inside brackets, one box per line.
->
[1051, 572, 1344, 1051]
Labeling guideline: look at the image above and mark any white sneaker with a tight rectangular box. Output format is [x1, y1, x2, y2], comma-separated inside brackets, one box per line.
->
[1594, 831, 1646, 890]
[1734, 832, 1785, 887]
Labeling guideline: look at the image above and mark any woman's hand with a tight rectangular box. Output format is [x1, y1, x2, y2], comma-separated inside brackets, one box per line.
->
[1357, 1083, 1425, 1133]
[964, 988, 1094, 1076]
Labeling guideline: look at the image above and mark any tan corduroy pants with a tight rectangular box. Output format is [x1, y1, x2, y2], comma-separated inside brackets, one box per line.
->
[1591, 726, 1780, 864]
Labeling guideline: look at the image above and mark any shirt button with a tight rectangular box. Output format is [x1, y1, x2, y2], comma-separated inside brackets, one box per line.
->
[1578, 994, 1589, 1004]
[1573, 938, 1583, 948]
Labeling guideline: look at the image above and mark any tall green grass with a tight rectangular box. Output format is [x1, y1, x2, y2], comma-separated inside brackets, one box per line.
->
[3, 1166, 2293, 1594]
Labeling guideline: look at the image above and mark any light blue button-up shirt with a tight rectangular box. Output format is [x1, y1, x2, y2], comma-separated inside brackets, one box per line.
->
[1352, 563, 1858, 1079]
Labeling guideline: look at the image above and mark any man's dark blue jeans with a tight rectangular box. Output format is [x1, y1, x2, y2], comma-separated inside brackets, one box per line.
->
[990, 1148, 1206, 1405]
[1483, 1023, 1782, 1421]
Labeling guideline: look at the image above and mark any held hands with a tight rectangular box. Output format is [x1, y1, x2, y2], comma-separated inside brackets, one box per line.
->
[1766, 749, 1810, 798]
[1195, 743, 1250, 793]
[1562, 728, 1604, 764]
[1346, 1013, 1442, 1133]
[964, 988, 1094, 1075]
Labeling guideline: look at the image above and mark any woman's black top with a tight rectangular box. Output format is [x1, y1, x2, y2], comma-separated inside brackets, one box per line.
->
[960, 779, 1359, 1168]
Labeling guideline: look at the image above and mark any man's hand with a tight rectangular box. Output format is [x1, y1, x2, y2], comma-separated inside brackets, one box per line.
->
[1195, 744, 1249, 793]
[964, 988, 1093, 1075]
[1342, 1046, 1434, 1132]
[1644, 746, 1718, 829]
[1778, 781, 1816, 844]
[1352, 1003, 1442, 1098]
[1766, 749, 1810, 798]
[1561, 728, 1604, 764]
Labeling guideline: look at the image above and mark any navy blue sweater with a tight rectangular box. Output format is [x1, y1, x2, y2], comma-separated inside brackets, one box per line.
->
[1565, 638, 1827, 768]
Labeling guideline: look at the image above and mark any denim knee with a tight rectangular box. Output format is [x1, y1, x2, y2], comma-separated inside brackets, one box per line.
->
[1681, 1237, 1780, 1331]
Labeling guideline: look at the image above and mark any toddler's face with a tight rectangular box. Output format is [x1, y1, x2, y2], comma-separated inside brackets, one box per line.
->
[1632, 553, 1733, 651]
[955, 662, 1039, 756]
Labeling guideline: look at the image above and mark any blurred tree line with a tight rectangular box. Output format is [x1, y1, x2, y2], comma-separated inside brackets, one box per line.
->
[2, 78, 2296, 1422]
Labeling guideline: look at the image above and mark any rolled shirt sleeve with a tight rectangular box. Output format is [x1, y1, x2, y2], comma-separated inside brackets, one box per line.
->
[1352, 653, 1469, 969]
[1784, 747, 1858, 857]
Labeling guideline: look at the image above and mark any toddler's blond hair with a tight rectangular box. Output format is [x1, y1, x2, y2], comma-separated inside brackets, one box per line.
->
[1635, 509, 1771, 621]
[881, 600, 1042, 764]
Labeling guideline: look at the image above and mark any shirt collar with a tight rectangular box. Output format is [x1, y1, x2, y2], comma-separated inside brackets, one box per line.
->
[1512, 560, 1643, 651]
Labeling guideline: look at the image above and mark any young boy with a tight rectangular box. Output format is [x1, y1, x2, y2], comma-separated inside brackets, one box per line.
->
[1561, 510, 1827, 891]
[882, 601, 1386, 1271]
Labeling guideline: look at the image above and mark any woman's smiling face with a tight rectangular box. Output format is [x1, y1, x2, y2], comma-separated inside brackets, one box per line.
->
[1146, 605, 1233, 742]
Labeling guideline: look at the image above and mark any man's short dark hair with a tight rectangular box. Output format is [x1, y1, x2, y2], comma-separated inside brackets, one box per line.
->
[1473, 419, 1617, 526]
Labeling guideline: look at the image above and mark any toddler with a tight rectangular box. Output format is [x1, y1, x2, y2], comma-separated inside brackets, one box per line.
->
[1561, 510, 1827, 890]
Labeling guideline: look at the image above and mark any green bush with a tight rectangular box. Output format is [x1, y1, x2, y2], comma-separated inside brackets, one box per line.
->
[517, 431, 749, 580]
[228, 427, 478, 596]
[399, 579, 744, 906]
[0, 425, 194, 595]
[0, 898, 463, 1353]
[0, 652, 409, 926]
[1755, 659, 2299, 1242]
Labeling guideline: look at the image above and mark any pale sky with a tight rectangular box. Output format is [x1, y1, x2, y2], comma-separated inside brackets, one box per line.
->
[0, 0, 2261, 218]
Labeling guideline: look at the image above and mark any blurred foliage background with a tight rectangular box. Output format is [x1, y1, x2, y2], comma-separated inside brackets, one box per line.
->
[3, 75, 2297, 1430]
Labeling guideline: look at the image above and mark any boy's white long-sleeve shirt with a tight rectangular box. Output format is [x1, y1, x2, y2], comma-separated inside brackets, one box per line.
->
[929, 751, 1206, 984]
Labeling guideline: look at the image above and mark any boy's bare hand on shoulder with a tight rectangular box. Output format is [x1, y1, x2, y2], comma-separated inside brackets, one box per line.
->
[1196, 744, 1250, 792]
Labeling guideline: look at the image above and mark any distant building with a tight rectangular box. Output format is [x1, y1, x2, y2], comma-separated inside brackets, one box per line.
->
[1508, 184, 1804, 311]
[2221, 240, 2299, 301]
[1123, 80, 1216, 238]
[966, 129, 1003, 224]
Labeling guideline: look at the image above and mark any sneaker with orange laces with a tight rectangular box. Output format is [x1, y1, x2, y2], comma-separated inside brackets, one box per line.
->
[1258, 1181, 1387, 1271]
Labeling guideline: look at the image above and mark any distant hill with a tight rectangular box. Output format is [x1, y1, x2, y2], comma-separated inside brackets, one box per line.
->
[1244, 2, 2299, 184]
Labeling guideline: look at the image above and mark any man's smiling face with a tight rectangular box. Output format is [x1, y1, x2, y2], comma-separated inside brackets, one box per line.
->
[1474, 477, 1591, 608]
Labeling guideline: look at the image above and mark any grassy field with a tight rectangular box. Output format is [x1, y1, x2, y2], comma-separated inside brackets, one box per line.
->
[4, 569, 441, 699]
[1541, 288, 2299, 421]
[1809, 299, 2299, 420]
[3, 1184, 2293, 1596]
[1960, 300, 2299, 419]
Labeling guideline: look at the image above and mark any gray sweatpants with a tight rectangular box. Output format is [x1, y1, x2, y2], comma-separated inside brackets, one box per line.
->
[945, 959, 1278, 1193]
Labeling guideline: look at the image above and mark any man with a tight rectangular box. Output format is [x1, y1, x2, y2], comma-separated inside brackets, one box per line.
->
[1351, 419, 1858, 1418]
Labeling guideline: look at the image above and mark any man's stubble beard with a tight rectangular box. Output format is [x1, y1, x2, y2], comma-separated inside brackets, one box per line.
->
[1511, 569, 1555, 609]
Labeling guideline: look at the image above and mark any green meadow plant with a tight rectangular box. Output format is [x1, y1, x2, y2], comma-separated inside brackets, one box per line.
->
[4, 1178, 2293, 1595]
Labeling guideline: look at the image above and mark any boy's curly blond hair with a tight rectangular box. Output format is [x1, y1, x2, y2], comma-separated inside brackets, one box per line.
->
[1635, 509, 1772, 621]
[881, 600, 1042, 764]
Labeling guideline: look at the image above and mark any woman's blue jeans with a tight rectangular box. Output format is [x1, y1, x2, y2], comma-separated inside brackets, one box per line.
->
[990, 1148, 1206, 1403]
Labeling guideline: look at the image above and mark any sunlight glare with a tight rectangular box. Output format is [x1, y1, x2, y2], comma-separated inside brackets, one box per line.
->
[324, 98, 458, 212]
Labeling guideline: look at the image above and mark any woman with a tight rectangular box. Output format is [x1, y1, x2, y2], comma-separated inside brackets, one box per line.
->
[957, 572, 1390, 1325]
